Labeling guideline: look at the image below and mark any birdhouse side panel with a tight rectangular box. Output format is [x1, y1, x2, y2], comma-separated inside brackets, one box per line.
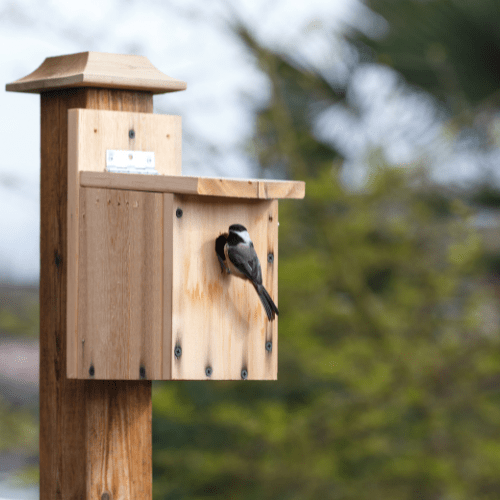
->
[170, 195, 278, 380]
[75, 187, 164, 379]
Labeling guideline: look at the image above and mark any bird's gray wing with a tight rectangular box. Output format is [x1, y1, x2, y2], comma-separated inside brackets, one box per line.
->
[227, 243, 262, 285]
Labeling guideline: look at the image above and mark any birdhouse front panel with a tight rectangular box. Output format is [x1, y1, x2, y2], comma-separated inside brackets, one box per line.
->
[169, 194, 278, 380]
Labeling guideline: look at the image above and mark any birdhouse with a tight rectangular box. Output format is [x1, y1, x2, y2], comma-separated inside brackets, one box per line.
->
[6, 51, 306, 498]
[67, 108, 305, 381]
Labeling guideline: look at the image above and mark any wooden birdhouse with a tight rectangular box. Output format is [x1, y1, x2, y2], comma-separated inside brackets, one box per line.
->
[6, 51, 305, 498]
[67, 109, 304, 381]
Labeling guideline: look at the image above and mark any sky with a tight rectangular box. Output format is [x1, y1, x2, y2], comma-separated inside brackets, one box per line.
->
[0, 0, 495, 282]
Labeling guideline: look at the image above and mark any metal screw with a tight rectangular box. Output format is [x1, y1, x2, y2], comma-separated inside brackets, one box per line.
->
[101, 493, 110, 500]
[89, 365, 95, 377]
[266, 341, 272, 352]
[267, 253, 274, 263]
[241, 368, 248, 380]
[129, 129, 135, 139]
[174, 345, 182, 358]
[139, 366, 146, 379]
[205, 366, 212, 377]
[176, 208, 183, 218]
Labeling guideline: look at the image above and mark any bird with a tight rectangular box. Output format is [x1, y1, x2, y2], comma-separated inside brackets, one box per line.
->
[215, 224, 279, 321]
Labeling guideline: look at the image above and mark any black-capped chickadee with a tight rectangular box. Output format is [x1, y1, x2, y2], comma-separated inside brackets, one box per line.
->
[215, 224, 279, 321]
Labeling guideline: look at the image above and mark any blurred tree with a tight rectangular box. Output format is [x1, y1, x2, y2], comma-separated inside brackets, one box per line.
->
[360, 0, 500, 114]
[0, 286, 39, 486]
[0, 287, 39, 338]
[152, 16, 500, 500]
[358, 0, 500, 204]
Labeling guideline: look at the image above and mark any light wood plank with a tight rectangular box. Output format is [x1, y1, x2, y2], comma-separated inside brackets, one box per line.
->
[78, 188, 163, 379]
[162, 194, 174, 379]
[67, 106, 80, 378]
[197, 177, 304, 199]
[265, 201, 279, 379]
[81, 171, 199, 194]
[80, 171, 305, 200]
[69, 109, 182, 177]
[170, 195, 278, 380]
[6, 52, 186, 94]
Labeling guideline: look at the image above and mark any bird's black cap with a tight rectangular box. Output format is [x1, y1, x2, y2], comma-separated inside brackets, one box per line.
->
[229, 224, 247, 232]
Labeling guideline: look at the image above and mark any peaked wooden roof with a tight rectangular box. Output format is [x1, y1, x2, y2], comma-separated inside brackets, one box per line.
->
[6, 51, 187, 94]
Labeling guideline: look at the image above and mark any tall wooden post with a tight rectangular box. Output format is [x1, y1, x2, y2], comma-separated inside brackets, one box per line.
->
[6, 52, 186, 499]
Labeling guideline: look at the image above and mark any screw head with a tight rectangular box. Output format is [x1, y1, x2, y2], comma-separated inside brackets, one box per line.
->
[241, 368, 248, 380]
[89, 365, 95, 377]
[266, 341, 272, 352]
[205, 366, 213, 377]
[129, 129, 135, 139]
[139, 366, 146, 379]
[174, 345, 182, 358]
[267, 253, 274, 263]
[176, 208, 183, 218]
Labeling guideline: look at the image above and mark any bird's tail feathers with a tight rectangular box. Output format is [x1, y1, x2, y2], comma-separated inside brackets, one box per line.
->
[255, 284, 279, 321]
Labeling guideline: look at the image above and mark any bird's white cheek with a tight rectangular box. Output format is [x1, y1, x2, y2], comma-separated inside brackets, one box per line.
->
[239, 231, 252, 245]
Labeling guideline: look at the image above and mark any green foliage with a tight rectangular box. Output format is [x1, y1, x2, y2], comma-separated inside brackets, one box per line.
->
[0, 392, 38, 486]
[0, 396, 38, 451]
[0, 286, 39, 337]
[361, 0, 500, 109]
[7, 465, 40, 488]
[0, 286, 40, 486]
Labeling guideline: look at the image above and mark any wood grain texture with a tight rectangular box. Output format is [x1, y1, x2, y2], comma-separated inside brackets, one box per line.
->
[170, 195, 278, 380]
[78, 188, 163, 379]
[6, 52, 187, 94]
[80, 171, 306, 200]
[86, 381, 152, 499]
[39, 87, 153, 500]
[196, 177, 303, 199]
[69, 109, 182, 176]
[265, 202, 279, 377]
[67, 108, 181, 379]
[162, 194, 174, 380]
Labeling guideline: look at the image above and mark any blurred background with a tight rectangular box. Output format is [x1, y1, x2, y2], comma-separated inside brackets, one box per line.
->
[2, 0, 500, 498]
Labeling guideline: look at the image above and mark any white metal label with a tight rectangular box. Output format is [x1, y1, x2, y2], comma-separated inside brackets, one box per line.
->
[106, 150, 158, 175]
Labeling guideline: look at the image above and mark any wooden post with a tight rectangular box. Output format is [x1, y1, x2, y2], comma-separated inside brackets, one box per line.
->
[6, 52, 186, 499]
